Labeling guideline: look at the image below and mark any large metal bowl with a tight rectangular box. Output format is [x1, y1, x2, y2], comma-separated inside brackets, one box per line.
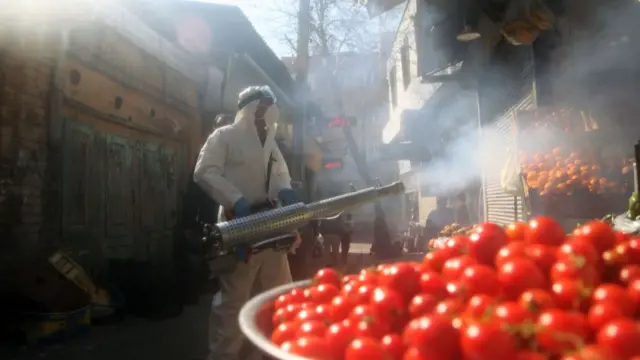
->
[239, 279, 312, 360]
[239, 254, 426, 359]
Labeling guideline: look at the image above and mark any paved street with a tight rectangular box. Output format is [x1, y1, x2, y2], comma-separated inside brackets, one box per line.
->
[1, 296, 211, 360]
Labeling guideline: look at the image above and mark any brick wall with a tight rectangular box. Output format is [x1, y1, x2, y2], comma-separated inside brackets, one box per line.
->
[0, 28, 58, 273]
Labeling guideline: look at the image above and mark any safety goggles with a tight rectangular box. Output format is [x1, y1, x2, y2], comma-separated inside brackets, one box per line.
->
[238, 86, 277, 110]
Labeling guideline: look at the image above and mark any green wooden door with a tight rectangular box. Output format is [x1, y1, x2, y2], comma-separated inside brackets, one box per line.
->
[61, 119, 101, 269]
[103, 134, 135, 259]
[137, 141, 167, 262]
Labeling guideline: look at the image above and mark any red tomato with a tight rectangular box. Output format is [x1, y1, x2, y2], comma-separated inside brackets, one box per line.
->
[314, 304, 331, 321]
[342, 281, 364, 300]
[345, 338, 388, 360]
[525, 216, 566, 247]
[271, 321, 297, 346]
[625, 238, 640, 264]
[418, 271, 447, 299]
[358, 269, 379, 285]
[461, 321, 518, 360]
[629, 279, 640, 311]
[442, 255, 477, 281]
[325, 322, 356, 359]
[274, 293, 293, 309]
[378, 262, 421, 303]
[296, 320, 328, 338]
[281, 337, 332, 359]
[550, 260, 600, 286]
[615, 231, 631, 245]
[458, 264, 502, 298]
[498, 258, 547, 300]
[493, 302, 533, 326]
[313, 268, 342, 287]
[464, 294, 497, 319]
[518, 289, 555, 315]
[349, 305, 378, 322]
[308, 283, 340, 304]
[557, 237, 599, 266]
[495, 242, 528, 268]
[423, 248, 455, 272]
[506, 222, 528, 242]
[445, 281, 467, 299]
[355, 284, 378, 304]
[561, 345, 622, 360]
[371, 287, 408, 331]
[402, 347, 432, 360]
[408, 293, 439, 318]
[353, 317, 388, 339]
[467, 223, 509, 265]
[620, 264, 640, 285]
[402, 315, 460, 358]
[535, 309, 589, 356]
[296, 307, 326, 323]
[444, 235, 470, 253]
[434, 298, 465, 317]
[591, 284, 636, 315]
[516, 351, 549, 360]
[574, 221, 616, 254]
[381, 334, 405, 360]
[525, 244, 557, 275]
[330, 295, 356, 322]
[551, 279, 589, 311]
[596, 319, 640, 359]
[342, 274, 359, 286]
[587, 302, 626, 332]
[272, 303, 303, 326]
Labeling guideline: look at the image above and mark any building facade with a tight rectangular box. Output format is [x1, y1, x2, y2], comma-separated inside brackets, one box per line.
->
[0, 0, 300, 309]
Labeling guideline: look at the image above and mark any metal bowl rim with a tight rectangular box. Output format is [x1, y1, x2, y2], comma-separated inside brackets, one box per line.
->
[239, 279, 312, 360]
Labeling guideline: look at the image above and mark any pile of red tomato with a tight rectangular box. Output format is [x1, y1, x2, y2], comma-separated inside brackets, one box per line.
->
[269, 217, 640, 360]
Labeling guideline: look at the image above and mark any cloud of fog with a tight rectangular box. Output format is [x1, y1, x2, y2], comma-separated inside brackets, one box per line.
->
[407, 1, 640, 197]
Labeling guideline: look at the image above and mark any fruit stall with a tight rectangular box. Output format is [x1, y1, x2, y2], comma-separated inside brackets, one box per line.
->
[239, 217, 640, 360]
[519, 108, 636, 222]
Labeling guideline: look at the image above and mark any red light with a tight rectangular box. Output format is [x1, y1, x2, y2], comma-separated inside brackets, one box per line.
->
[328, 118, 347, 127]
[324, 161, 342, 169]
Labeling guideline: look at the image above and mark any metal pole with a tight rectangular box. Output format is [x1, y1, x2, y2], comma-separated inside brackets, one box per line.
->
[291, 0, 312, 195]
[477, 89, 488, 222]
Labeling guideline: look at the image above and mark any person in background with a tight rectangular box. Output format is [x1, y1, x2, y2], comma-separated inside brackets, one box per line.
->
[424, 197, 455, 240]
[194, 86, 298, 360]
[323, 212, 353, 267]
[339, 213, 354, 265]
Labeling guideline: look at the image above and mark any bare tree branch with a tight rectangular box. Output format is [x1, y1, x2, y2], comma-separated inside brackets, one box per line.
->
[271, 0, 399, 113]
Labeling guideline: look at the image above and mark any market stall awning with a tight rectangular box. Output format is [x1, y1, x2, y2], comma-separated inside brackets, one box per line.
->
[397, 82, 464, 143]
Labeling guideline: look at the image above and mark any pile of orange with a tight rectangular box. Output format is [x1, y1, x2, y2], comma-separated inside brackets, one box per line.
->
[521, 148, 632, 196]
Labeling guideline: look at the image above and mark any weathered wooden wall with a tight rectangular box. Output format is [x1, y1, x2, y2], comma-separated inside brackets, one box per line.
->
[0, 19, 204, 283]
[56, 23, 202, 274]
[0, 26, 58, 276]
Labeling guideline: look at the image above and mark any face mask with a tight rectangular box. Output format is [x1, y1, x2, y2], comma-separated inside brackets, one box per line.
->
[263, 104, 280, 128]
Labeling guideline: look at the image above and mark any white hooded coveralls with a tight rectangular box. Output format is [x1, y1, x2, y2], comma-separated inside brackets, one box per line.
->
[193, 88, 293, 360]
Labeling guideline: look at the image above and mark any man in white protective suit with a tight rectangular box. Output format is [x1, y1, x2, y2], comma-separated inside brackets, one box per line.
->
[194, 85, 298, 360]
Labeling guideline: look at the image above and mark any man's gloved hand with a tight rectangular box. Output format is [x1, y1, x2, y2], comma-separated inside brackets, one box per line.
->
[232, 197, 251, 218]
[278, 188, 298, 206]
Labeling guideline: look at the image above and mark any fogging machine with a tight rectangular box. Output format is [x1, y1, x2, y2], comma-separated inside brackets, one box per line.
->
[202, 181, 405, 260]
